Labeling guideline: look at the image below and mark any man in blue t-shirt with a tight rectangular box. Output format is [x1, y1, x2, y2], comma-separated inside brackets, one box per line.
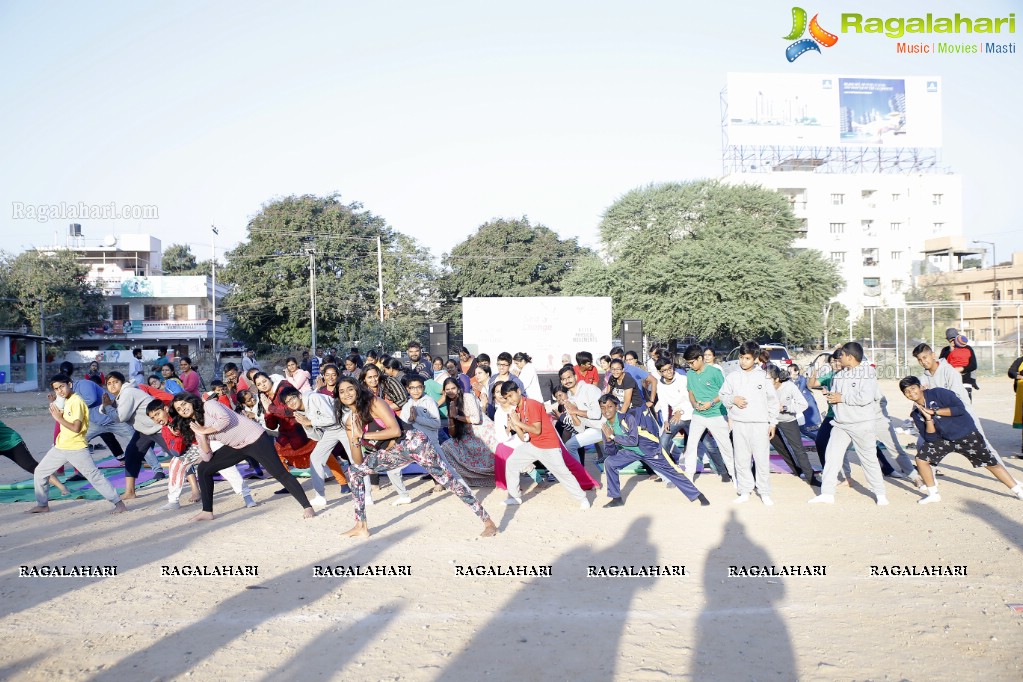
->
[900, 376, 1023, 505]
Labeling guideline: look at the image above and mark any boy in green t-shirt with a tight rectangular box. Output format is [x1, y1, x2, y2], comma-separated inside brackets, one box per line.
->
[682, 345, 736, 483]
[27, 374, 127, 514]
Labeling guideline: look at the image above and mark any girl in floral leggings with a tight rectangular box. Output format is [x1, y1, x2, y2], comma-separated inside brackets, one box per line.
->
[334, 377, 497, 539]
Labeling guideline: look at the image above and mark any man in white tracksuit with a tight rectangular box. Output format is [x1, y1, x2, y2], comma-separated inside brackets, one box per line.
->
[719, 341, 780, 506]
[810, 342, 889, 505]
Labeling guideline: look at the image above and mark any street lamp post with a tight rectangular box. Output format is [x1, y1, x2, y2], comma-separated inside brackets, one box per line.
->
[212, 225, 219, 379]
[301, 236, 317, 356]
[972, 240, 998, 374]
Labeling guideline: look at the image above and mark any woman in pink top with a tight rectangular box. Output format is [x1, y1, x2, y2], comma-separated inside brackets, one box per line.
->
[177, 357, 202, 397]
[284, 356, 312, 393]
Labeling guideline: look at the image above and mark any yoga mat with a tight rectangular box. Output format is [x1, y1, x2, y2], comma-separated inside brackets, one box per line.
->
[0, 457, 162, 503]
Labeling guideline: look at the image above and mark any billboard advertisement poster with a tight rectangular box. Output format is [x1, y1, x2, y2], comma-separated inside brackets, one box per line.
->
[120, 276, 207, 298]
[726, 73, 941, 148]
[462, 297, 612, 374]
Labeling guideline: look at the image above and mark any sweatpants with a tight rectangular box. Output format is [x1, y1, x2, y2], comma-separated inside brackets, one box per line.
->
[196, 434, 310, 512]
[2, 442, 38, 473]
[684, 414, 735, 479]
[504, 441, 588, 503]
[166, 442, 249, 504]
[565, 426, 603, 461]
[771, 419, 817, 485]
[669, 419, 729, 476]
[815, 418, 851, 478]
[33, 446, 120, 506]
[123, 430, 172, 479]
[732, 421, 772, 497]
[874, 416, 916, 475]
[604, 448, 702, 502]
[820, 421, 887, 497]
[307, 426, 350, 497]
[347, 430, 490, 523]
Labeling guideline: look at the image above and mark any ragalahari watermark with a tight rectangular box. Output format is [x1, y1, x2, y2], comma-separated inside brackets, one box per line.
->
[12, 201, 159, 223]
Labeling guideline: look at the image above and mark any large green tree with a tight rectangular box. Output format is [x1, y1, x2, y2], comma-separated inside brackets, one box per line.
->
[437, 217, 593, 343]
[563, 180, 843, 345]
[161, 243, 212, 276]
[0, 250, 106, 345]
[221, 194, 438, 350]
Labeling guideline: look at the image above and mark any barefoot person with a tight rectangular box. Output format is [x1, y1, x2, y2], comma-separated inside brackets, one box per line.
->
[335, 377, 497, 539]
[104, 371, 173, 499]
[0, 419, 70, 496]
[27, 375, 127, 514]
[169, 393, 314, 521]
[281, 386, 351, 507]
[899, 376, 1023, 504]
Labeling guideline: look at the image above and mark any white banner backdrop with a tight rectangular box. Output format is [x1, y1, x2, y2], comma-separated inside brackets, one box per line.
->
[462, 297, 612, 373]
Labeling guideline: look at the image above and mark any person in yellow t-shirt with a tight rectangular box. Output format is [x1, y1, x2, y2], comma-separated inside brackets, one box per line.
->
[27, 374, 127, 514]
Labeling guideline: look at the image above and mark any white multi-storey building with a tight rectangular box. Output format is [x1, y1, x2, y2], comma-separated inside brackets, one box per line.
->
[723, 171, 963, 318]
[36, 228, 230, 362]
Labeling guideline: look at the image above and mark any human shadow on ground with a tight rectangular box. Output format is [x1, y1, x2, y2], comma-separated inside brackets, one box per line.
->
[963, 500, 1023, 553]
[440, 517, 658, 681]
[88, 527, 418, 681]
[691, 511, 797, 679]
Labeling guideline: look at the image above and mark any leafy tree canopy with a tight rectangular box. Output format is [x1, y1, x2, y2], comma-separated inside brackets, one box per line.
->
[564, 180, 842, 345]
[221, 194, 437, 350]
[0, 250, 106, 345]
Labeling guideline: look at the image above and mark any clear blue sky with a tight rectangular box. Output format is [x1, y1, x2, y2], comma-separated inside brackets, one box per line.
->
[1, 0, 1019, 265]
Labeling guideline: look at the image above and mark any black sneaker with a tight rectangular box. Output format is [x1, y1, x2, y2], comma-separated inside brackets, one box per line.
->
[151, 471, 167, 481]
[66, 473, 86, 482]
[697, 493, 711, 506]
[604, 497, 625, 508]
[93, 443, 107, 450]
[720, 473, 732, 483]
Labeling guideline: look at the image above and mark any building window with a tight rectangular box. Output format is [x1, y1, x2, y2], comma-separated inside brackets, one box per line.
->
[144, 305, 169, 321]
[892, 279, 904, 293]
[890, 251, 902, 261]
[830, 193, 844, 205]
[891, 193, 901, 202]
[863, 277, 881, 287]
[830, 252, 845, 263]
[933, 222, 944, 233]
[796, 219, 808, 239]
[111, 304, 129, 320]
[829, 222, 845, 235]
[960, 293, 971, 301]
[932, 193, 943, 205]
[862, 248, 879, 267]
[172, 304, 190, 320]
[890, 222, 902, 232]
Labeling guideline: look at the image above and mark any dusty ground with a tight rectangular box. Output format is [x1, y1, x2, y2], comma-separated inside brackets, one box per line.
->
[1, 379, 1021, 681]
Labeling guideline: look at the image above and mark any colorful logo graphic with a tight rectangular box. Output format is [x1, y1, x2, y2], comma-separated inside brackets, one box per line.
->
[784, 7, 839, 62]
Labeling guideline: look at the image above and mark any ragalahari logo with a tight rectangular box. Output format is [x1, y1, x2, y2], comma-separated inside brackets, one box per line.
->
[784, 7, 839, 61]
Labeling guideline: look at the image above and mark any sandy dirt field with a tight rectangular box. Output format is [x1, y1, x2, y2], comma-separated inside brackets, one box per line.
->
[1, 378, 1021, 681]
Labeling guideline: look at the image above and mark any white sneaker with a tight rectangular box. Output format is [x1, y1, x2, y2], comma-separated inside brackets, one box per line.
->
[875, 496, 889, 506]
[578, 498, 591, 510]
[808, 494, 835, 504]
[364, 493, 374, 507]
[918, 493, 942, 505]
[309, 494, 327, 508]
[159, 501, 180, 510]
[761, 496, 775, 507]
[1010, 485, 1023, 501]
[733, 494, 751, 505]
[391, 495, 412, 506]
[502, 497, 522, 506]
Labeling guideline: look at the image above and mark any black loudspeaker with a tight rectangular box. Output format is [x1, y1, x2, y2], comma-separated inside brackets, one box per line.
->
[428, 322, 449, 360]
[621, 319, 644, 358]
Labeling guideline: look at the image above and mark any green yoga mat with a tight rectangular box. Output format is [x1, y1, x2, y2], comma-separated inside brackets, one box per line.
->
[0, 457, 162, 503]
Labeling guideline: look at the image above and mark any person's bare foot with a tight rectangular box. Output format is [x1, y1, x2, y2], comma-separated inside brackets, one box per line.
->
[302, 507, 316, 519]
[111, 501, 128, 514]
[26, 506, 50, 514]
[189, 511, 215, 522]
[122, 492, 138, 500]
[480, 518, 498, 537]
[342, 521, 370, 538]
[189, 493, 201, 504]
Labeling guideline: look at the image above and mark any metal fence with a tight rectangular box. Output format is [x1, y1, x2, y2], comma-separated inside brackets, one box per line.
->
[854, 300, 1022, 379]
